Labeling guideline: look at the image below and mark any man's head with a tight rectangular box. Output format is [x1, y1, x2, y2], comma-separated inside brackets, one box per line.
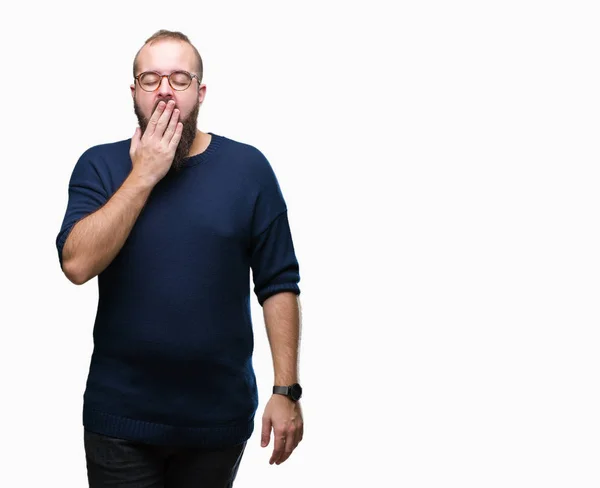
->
[131, 30, 206, 172]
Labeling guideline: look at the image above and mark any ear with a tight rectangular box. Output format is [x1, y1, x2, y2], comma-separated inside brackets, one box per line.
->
[197, 84, 207, 104]
[130, 83, 135, 99]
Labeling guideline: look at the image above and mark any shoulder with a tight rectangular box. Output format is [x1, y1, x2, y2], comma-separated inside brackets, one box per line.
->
[214, 133, 277, 182]
[70, 138, 131, 184]
[78, 138, 130, 163]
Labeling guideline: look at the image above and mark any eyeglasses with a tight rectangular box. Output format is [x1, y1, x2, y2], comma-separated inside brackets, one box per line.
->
[134, 70, 200, 92]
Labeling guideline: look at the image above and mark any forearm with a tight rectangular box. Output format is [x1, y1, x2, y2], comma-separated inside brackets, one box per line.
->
[263, 292, 302, 385]
[62, 171, 154, 285]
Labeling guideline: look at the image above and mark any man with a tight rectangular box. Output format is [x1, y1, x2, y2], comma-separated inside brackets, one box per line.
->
[56, 30, 303, 488]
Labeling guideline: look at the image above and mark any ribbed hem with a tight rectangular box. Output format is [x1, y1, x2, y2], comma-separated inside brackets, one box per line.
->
[56, 225, 72, 269]
[83, 407, 254, 448]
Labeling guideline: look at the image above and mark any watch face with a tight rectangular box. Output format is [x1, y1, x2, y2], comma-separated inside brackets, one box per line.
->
[290, 383, 302, 401]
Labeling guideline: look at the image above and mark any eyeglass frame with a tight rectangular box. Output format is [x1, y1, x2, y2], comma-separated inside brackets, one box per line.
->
[134, 70, 201, 92]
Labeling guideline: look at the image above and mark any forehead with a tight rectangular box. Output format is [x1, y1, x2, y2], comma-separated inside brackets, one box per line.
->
[137, 39, 196, 73]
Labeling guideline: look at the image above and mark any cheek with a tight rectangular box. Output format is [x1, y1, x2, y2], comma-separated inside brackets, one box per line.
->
[136, 93, 159, 115]
[177, 96, 198, 118]
[134, 96, 152, 117]
[179, 107, 190, 120]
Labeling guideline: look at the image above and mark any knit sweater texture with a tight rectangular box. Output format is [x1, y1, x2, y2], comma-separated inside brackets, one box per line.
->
[56, 132, 301, 447]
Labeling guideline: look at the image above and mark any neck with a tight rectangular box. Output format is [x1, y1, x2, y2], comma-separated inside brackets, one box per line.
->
[188, 130, 211, 158]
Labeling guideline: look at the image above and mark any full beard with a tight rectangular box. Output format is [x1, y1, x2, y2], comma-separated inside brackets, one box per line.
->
[134, 98, 200, 173]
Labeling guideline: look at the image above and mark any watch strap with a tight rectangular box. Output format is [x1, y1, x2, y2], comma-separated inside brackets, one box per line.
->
[273, 386, 290, 396]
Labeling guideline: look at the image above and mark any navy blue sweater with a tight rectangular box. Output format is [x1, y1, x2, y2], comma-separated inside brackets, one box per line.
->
[56, 133, 301, 447]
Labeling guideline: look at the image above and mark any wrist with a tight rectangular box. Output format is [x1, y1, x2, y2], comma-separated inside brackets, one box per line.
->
[126, 169, 158, 192]
[273, 383, 302, 402]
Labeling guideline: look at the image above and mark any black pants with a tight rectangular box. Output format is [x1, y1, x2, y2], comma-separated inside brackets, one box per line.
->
[84, 429, 246, 488]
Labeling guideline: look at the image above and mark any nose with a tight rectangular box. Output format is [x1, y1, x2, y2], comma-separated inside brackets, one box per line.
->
[157, 75, 175, 98]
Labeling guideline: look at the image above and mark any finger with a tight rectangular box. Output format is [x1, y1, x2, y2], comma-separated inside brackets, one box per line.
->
[269, 433, 287, 465]
[167, 122, 184, 152]
[277, 429, 296, 465]
[130, 127, 140, 154]
[162, 108, 180, 142]
[146, 101, 166, 137]
[155, 100, 176, 136]
[292, 424, 301, 450]
[261, 417, 272, 448]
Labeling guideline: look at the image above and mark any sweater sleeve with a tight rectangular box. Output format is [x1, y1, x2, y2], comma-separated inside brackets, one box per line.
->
[55, 149, 109, 270]
[249, 154, 301, 306]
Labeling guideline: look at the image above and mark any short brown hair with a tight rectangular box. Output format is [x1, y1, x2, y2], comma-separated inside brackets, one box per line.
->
[133, 30, 204, 83]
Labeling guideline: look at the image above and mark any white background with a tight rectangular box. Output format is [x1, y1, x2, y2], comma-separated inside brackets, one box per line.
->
[1, 1, 599, 486]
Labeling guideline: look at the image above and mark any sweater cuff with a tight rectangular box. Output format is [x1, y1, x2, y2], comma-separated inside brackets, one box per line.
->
[257, 284, 300, 306]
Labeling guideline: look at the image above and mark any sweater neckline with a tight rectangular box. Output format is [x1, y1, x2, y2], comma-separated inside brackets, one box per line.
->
[181, 132, 222, 169]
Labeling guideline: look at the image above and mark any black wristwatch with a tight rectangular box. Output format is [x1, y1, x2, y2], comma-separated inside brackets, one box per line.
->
[273, 383, 302, 402]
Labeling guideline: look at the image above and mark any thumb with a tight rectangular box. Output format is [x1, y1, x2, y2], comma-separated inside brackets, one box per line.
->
[261, 416, 272, 447]
[130, 127, 141, 153]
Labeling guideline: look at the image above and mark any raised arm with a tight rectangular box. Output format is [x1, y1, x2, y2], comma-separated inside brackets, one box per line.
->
[59, 100, 183, 284]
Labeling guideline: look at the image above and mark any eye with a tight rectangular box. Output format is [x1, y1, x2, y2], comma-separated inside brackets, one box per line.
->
[171, 72, 192, 88]
[140, 73, 160, 84]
